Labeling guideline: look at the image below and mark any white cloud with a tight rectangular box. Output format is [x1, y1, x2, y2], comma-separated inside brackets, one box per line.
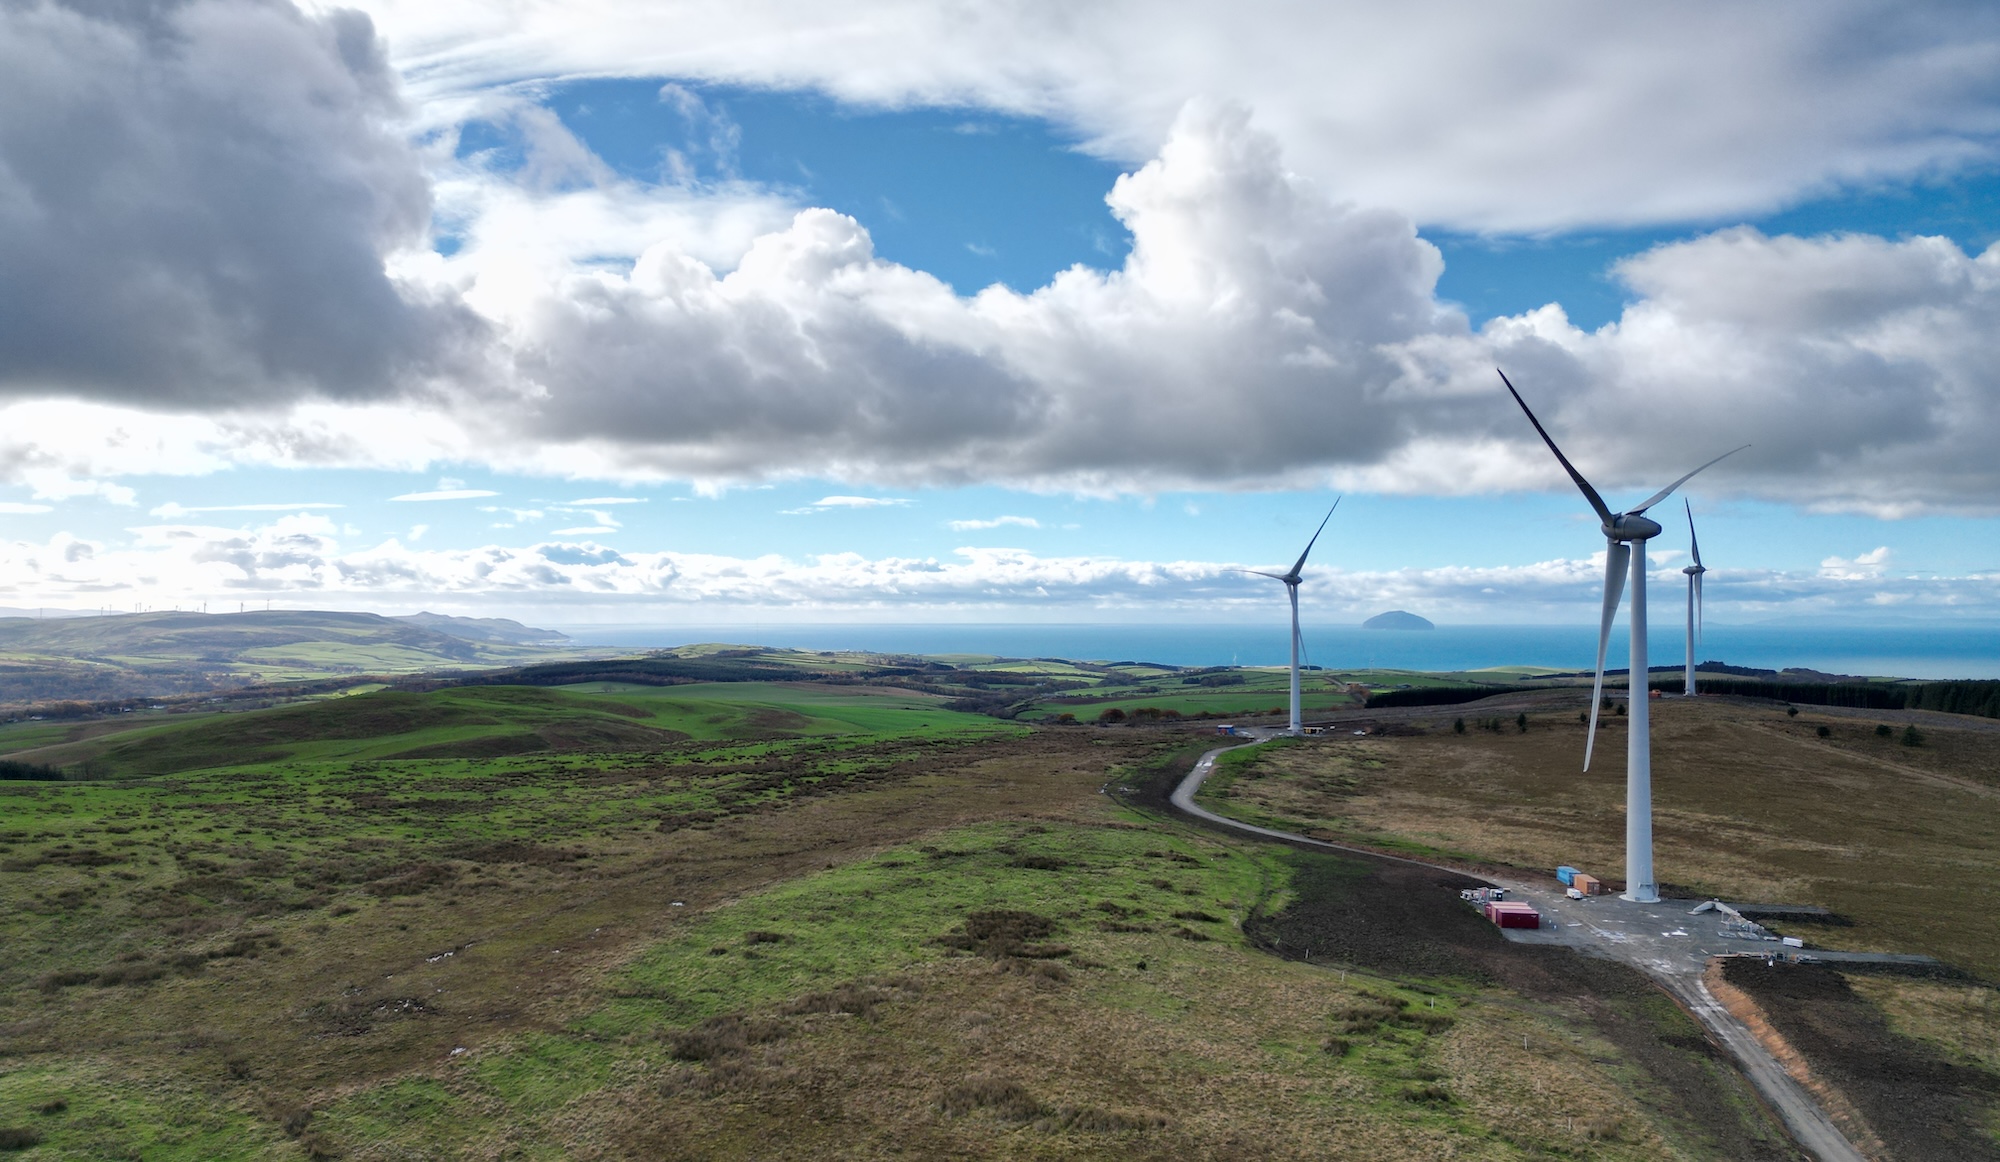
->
[550, 525, 617, 535]
[0, 8, 1996, 524]
[1821, 546, 1893, 580]
[390, 488, 499, 501]
[782, 496, 915, 514]
[948, 515, 1040, 531]
[0, 517, 1987, 621]
[351, 0, 2000, 233]
[0, 503, 53, 514]
[0, 105, 1992, 513]
[567, 496, 646, 504]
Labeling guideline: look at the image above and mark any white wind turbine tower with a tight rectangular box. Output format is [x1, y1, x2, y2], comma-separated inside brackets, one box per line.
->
[1683, 500, 1707, 697]
[1243, 501, 1339, 735]
[1500, 371, 1744, 903]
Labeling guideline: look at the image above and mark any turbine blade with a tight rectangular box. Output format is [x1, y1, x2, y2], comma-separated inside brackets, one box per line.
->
[1498, 369, 1613, 525]
[1585, 539, 1630, 772]
[1631, 445, 1750, 515]
[1685, 498, 1703, 568]
[1290, 497, 1341, 578]
[1237, 569, 1289, 581]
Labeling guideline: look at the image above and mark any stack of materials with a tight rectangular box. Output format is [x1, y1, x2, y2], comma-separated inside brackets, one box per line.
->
[1484, 900, 1541, 929]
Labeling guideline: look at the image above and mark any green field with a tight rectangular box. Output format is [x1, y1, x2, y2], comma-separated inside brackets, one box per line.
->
[0, 681, 1014, 778]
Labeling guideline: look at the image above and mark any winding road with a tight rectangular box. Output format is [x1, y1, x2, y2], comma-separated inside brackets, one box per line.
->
[1169, 736, 1867, 1162]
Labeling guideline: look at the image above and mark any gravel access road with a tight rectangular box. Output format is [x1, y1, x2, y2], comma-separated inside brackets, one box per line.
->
[1171, 736, 1867, 1162]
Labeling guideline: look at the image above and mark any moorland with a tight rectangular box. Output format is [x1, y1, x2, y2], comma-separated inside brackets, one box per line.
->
[0, 636, 1995, 1159]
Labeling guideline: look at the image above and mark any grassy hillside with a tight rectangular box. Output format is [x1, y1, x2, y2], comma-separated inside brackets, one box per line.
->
[0, 683, 1797, 1160]
[3, 681, 1010, 777]
[0, 656, 1988, 1157]
[0, 610, 595, 707]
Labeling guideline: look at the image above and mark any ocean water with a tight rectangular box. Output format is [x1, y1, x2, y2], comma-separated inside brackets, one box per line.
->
[552, 622, 2000, 680]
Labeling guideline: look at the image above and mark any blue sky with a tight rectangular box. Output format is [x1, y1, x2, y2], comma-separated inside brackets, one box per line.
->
[1, 1, 1997, 629]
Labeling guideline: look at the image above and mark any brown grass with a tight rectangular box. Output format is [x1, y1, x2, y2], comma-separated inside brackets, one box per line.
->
[1211, 696, 2000, 976]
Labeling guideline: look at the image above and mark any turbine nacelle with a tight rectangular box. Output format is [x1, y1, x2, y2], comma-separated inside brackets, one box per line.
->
[1683, 563, 1707, 577]
[1605, 513, 1663, 541]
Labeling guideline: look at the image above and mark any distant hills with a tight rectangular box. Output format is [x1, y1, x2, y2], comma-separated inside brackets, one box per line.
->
[0, 609, 588, 708]
[395, 611, 569, 646]
[1362, 610, 1434, 631]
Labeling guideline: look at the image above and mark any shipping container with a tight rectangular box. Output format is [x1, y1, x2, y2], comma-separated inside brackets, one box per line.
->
[1489, 903, 1541, 929]
[1556, 865, 1579, 886]
[1572, 873, 1601, 895]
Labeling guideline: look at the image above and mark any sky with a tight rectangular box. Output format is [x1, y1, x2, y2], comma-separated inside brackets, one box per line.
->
[1, 0, 1998, 631]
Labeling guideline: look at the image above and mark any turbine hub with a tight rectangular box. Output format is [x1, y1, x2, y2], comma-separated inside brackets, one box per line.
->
[1683, 564, 1706, 576]
[1604, 513, 1663, 541]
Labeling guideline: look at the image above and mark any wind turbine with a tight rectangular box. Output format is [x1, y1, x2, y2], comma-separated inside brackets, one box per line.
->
[1243, 500, 1339, 735]
[1683, 500, 1706, 697]
[1499, 370, 1744, 903]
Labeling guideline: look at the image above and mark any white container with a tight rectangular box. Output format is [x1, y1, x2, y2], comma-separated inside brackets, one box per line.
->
[1566, 888, 1584, 899]
[1782, 936, 1804, 948]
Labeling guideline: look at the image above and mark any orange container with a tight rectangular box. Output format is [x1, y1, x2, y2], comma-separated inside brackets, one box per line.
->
[1572, 873, 1602, 895]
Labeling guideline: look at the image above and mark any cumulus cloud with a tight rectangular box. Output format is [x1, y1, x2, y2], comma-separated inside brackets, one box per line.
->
[353, 0, 2000, 233]
[1821, 547, 1893, 580]
[469, 104, 2000, 514]
[500, 103, 1455, 491]
[1391, 228, 2000, 514]
[0, 0, 488, 405]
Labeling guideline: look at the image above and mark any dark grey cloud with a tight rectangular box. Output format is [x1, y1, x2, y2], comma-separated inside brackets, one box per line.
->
[0, 0, 484, 405]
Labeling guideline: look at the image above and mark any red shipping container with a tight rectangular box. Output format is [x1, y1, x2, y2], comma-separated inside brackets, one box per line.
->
[1486, 902, 1541, 929]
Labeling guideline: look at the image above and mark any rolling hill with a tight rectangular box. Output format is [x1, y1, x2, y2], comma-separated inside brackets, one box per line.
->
[0, 609, 591, 707]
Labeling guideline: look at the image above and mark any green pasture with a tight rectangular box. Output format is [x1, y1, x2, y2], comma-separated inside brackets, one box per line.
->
[1, 681, 1017, 778]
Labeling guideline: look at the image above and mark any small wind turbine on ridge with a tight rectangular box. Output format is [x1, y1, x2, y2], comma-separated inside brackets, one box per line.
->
[1499, 370, 1744, 903]
[1242, 500, 1339, 736]
[1683, 499, 1706, 697]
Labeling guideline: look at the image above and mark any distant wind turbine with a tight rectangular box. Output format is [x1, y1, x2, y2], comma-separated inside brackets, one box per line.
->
[1683, 500, 1706, 697]
[1500, 370, 1744, 903]
[1243, 500, 1339, 735]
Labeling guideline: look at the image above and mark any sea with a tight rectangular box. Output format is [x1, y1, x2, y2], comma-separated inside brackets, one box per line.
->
[549, 623, 2000, 681]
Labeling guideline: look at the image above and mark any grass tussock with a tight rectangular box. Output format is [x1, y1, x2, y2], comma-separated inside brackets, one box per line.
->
[664, 1014, 788, 1063]
[936, 909, 1070, 961]
[938, 1076, 1164, 1133]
